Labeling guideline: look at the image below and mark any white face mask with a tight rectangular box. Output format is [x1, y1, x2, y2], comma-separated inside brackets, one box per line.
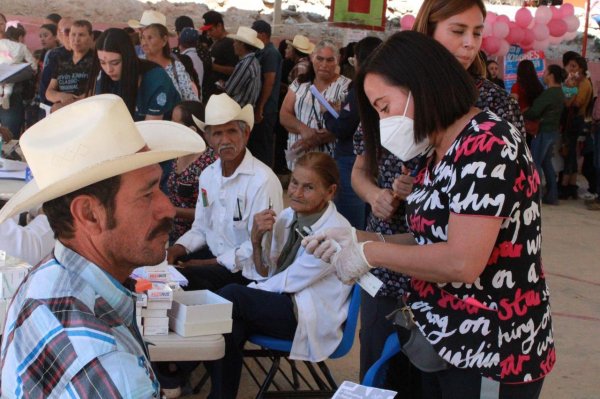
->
[379, 91, 430, 162]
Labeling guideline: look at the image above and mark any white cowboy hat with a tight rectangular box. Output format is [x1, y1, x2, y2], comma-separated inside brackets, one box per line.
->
[286, 35, 315, 55]
[128, 10, 167, 29]
[0, 94, 206, 224]
[227, 26, 264, 50]
[192, 93, 254, 132]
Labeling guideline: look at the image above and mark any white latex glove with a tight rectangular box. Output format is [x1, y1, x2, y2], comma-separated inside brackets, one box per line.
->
[302, 227, 357, 256]
[332, 241, 373, 285]
[308, 238, 341, 263]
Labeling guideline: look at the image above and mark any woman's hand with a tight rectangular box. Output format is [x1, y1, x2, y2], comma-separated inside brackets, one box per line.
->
[291, 136, 319, 153]
[297, 123, 318, 141]
[368, 188, 400, 220]
[392, 167, 415, 200]
[251, 209, 277, 246]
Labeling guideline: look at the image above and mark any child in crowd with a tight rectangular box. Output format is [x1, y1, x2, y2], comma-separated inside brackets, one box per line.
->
[0, 24, 37, 109]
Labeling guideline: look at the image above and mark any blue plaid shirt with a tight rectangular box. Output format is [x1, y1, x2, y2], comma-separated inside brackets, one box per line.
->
[1, 241, 159, 398]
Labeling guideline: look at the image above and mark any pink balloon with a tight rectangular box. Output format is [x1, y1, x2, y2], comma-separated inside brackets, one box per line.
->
[533, 23, 550, 41]
[564, 15, 580, 32]
[507, 26, 525, 45]
[482, 36, 501, 55]
[548, 19, 568, 37]
[497, 40, 510, 57]
[497, 15, 510, 25]
[535, 6, 552, 25]
[521, 29, 535, 46]
[550, 6, 561, 20]
[548, 34, 563, 45]
[493, 21, 510, 39]
[486, 11, 497, 25]
[400, 14, 416, 31]
[483, 20, 494, 37]
[515, 8, 533, 28]
[560, 3, 575, 18]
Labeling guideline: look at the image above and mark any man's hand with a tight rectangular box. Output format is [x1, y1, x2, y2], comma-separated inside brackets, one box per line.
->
[167, 244, 187, 265]
[368, 188, 400, 220]
[254, 106, 264, 124]
[178, 258, 218, 267]
[251, 209, 276, 246]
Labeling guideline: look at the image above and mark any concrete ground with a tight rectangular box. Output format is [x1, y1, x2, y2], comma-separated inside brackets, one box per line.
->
[185, 196, 600, 399]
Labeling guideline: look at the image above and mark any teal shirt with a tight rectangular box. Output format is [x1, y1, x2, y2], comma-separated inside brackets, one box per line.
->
[523, 87, 565, 133]
[135, 66, 181, 121]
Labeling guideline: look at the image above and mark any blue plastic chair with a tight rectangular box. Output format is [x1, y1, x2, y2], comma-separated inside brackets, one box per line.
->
[361, 332, 402, 388]
[244, 284, 361, 398]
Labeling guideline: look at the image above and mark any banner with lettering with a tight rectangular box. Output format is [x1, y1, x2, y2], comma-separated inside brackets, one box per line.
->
[330, 0, 387, 31]
[504, 45, 546, 93]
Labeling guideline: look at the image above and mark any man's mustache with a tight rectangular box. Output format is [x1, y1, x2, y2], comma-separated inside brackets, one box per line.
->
[148, 218, 173, 240]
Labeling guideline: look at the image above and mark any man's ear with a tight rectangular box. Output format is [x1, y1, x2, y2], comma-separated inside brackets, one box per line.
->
[70, 195, 105, 236]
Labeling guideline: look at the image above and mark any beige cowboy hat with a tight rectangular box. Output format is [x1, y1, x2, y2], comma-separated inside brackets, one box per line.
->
[128, 10, 167, 29]
[227, 26, 264, 50]
[0, 94, 206, 224]
[286, 35, 315, 55]
[192, 93, 254, 132]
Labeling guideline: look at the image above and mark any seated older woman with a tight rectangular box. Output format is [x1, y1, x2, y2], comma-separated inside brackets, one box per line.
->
[207, 152, 353, 399]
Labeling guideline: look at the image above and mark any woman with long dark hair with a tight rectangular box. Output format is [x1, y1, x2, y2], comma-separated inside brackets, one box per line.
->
[511, 59, 544, 113]
[87, 28, 180, 121]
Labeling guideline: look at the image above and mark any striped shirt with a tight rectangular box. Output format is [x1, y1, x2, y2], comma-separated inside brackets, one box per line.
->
[225, 52, 261, 107]
[286, 75, 351, 169]
[1, 241, 160, 399]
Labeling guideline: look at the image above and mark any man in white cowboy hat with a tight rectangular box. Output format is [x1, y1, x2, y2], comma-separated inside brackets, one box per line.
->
[286, 34, 315, 83]
[222, 26, 264, 107]
[0, 94, 205, 398]
[167, 93, 282, 291]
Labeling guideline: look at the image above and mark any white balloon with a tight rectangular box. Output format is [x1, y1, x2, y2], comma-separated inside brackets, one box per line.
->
[563, 31, 578, 41]
[564, 15, 580, 32]
[548, 34, 562, 45]
[497, 40, 510, 57]
[535, 6, 553, 25]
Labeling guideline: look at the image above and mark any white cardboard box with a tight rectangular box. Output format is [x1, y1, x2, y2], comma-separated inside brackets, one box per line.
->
[143, 316, 169, 327]
[147, 283, 173, 302]
[146, 300, 173, 310]
[168, 290, 233, 337]
[141, 308, 168, 318]
[143, 324, 169, 336]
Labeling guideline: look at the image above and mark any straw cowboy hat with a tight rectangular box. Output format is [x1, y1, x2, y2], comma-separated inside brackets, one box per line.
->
[286, 35, 315, 55]
[128, 10, 167, 29]
[227, 27, 264, 50]
[0, 94, 206, 224]
[192, 93, 254, 132]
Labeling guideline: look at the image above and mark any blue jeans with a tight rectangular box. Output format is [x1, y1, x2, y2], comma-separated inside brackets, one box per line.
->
[334, 154, 366, 229]
[531, 130, 559, 202]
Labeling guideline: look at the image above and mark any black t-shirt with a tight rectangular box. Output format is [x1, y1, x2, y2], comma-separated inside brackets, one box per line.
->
[209, 37, 237, 84]
[51, 50, 94, 96]
[405, 110, 554, 383]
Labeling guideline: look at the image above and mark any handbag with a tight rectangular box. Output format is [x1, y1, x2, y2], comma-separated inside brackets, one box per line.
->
[388, 302, 449, 373]
[524, 119, 540, 136]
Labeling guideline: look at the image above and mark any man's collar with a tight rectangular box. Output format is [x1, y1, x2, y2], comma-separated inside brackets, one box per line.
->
[218, 148, 256, 179]
[54, 240, 134, 323]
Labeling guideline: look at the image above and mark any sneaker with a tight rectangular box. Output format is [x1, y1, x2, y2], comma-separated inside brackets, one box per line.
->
[162, 386, 182, 399]
[581, 191, 598, 201]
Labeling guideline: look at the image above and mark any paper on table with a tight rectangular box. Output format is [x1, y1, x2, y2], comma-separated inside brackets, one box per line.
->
[332, 381, 397, 399]
[0, 170, 26, 180]
[309, 85, 339, 119]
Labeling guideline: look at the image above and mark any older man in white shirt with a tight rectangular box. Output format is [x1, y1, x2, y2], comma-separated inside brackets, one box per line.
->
[167, 93, 282, 290]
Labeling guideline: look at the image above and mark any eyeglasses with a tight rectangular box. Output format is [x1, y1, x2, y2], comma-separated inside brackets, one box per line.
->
[60, 28, 70, 35]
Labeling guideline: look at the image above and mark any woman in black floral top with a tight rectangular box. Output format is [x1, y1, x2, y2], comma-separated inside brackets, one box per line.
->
[167, 101, 217, 243]
[306, 31, 553, 398]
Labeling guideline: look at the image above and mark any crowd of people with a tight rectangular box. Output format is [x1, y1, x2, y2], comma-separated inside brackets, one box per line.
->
[5, 0, 595, 396]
